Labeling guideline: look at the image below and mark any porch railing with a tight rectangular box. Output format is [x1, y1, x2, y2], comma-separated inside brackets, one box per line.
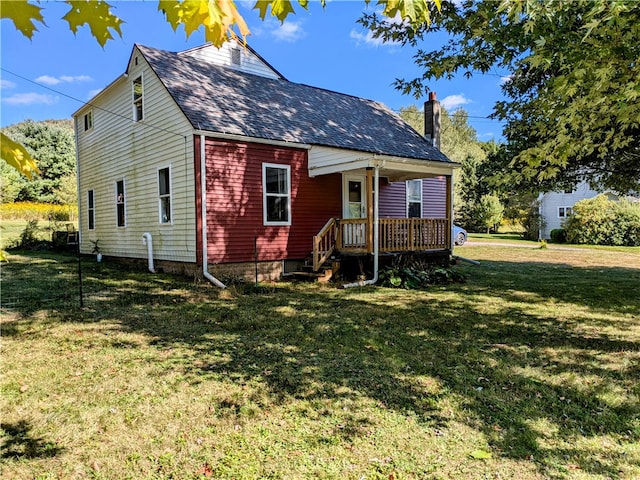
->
[311, 217, 450, 271]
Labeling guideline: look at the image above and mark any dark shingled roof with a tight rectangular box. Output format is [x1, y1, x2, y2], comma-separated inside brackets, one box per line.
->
[137, 44, 450, 163]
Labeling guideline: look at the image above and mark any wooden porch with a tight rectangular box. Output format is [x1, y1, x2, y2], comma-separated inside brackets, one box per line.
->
[312, 217, 450, 271]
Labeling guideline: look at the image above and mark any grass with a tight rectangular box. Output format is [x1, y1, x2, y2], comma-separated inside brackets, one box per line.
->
[1, 246, 639, 479]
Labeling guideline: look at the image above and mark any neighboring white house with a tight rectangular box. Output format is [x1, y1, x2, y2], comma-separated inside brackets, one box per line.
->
[537, 181, 619, 239]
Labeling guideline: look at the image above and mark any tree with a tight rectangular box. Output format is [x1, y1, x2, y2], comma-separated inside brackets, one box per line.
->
[399, 105, 489, 231]
[1, 120, 76, 204]
[361, 0, 640, 192]
[1, 0, 442, 178]
[476, 194, 504, 234]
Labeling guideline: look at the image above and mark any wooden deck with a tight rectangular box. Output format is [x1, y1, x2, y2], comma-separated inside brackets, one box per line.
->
[313, 217, 450, 271]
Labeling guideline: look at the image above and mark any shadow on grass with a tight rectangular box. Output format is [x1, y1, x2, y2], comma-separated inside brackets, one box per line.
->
[2, 252, 639, 478]
[1, 420, 64, 460]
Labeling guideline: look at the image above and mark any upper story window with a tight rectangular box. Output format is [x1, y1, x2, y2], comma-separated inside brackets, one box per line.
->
[158, 167, 172, 224]
[558, 206, 573, 218]
[230, 47, 241, 66]
[87, 189, 95, 230]
[132, 76, 143, 122]
[83, 110, 93, 131]
[116, 179, 126, 227]
[407, 179, 423, 218]
[262, 163, 291, 226]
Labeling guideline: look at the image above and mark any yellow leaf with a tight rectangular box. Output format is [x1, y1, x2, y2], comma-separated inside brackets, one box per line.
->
[62, 0, 124, 48]
[0, 0, 45, 38]
[159, 0, 251, 48]
[1, 132, 40, 180]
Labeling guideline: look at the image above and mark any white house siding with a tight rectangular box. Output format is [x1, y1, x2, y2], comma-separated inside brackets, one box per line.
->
[538, 181, 609, 239]
[75, 48, 196, 263]
[181, 43, 281, 79]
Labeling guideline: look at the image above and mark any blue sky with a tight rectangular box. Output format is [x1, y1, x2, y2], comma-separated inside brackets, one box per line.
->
[1, 1, 506, 140]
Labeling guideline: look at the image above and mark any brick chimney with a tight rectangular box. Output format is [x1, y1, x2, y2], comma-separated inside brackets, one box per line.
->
[424, 91, 441, 150]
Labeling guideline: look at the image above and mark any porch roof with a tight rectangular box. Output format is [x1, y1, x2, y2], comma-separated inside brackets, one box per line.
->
[308, 149, 459, 181]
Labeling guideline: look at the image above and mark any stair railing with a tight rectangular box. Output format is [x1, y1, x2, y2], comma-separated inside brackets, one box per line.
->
[313, 217, 338, 271]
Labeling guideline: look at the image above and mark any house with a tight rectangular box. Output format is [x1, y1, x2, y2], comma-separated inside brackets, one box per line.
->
[74, 41, 458, 284]
[537, 181, 619, 239]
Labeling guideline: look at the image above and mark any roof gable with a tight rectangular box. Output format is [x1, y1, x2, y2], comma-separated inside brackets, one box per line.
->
[137, 44, 450, 163]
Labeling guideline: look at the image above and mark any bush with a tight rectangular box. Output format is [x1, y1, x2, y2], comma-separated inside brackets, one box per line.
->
[379, 257, 465, 289]
[522, 202, 545, 241]
[549, 228, 567, 243]
[564, 195, 640, 246]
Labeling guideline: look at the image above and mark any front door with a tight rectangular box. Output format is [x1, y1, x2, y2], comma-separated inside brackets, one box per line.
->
[342, 174, 367, 247]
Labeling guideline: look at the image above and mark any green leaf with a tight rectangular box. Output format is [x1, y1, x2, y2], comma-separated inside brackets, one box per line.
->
[62, 0, 124, 47]
[0, 0, 45, 38]
[470, 449, 492, 460]
[1, 132, 40, 179]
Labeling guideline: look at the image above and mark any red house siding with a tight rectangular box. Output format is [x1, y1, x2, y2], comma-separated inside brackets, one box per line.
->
[203, 138, 341, 264]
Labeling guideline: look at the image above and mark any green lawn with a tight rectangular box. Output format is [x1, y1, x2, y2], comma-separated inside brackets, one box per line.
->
[2, 247, 639, 479]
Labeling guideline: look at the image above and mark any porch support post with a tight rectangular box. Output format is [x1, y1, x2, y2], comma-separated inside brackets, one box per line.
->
[446, 174, 453, 249]
[366, 167, 374, 254]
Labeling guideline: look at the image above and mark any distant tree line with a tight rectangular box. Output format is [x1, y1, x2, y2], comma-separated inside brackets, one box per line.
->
[1, 119, 76, 205]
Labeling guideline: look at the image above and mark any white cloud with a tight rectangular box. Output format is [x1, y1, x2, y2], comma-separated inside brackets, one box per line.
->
[35, 74, 93, 86]
[0, 79, 17, 90]
[253, 18, 305, 42]
[3, 93, 58, 106]
[350, 29, 386, 47]
[441, 94, 471, 110]
[500, 75, 513, 85]
[88, 89, 102, 99]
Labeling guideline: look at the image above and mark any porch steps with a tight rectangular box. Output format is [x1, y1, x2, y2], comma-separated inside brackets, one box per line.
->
[283, 259, 341, 283]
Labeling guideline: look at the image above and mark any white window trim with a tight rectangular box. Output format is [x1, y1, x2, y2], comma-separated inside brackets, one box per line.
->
[558, 206, 573, 218]
[83, 110, 93, 132]
[132, 74, 144, 122]
[116, 179, 127, 228]
[87, 189, 95, 230]
[158, 165, 173, 225]
[262, 163, 291, 226]
[406, 179, 423, 218]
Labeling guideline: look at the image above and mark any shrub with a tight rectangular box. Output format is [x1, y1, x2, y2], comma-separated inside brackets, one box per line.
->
[549, 228, 567, 243]
[564, 195, 640, 246]
[379, 258, 465, 289]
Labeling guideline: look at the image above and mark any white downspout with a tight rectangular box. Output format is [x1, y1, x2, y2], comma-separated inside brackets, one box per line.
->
[142, 232, 156, 273]
[343, 165, 380, 288]
[200, 135, 227, 289]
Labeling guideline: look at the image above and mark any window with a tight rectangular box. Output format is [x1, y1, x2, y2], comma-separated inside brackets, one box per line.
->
[558, 206, 573, 218]
[83, 111, 93, 131]
[158, 167, 172, 224]
[407, 179, 423, 218]
[87, 190, 95, 230]
[262, 163, 291, 225]
[230, 47, 241, 66]
[116, 180, 126, 227]
[132, 76, 143, 122]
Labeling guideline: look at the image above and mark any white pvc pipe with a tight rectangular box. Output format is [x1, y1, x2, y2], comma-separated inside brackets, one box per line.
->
[344, 166, 379, 288]
[142, 232, 156, 273]
[200, 135, 227, 289]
